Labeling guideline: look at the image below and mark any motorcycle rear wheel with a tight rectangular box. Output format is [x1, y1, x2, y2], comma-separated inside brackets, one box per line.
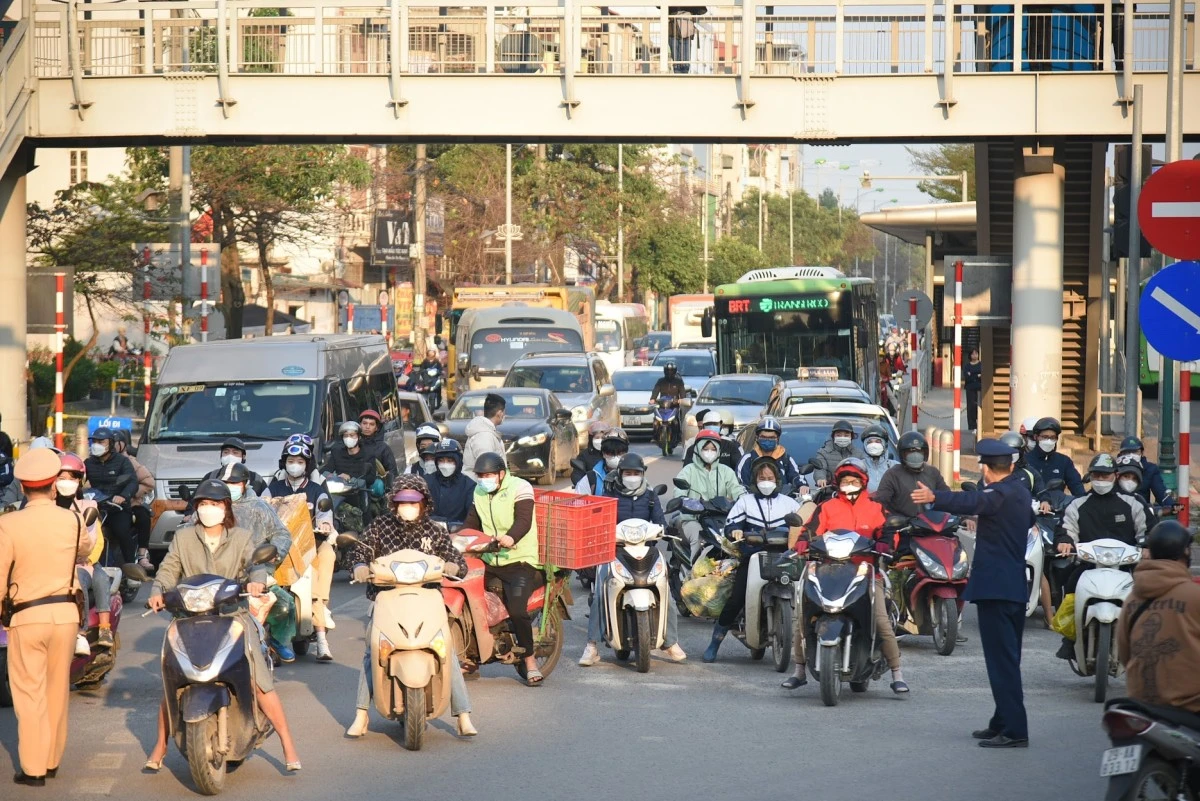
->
[402, 685, 426, 751]
[1094, 621, 1113, 704]
[931, 597, 958, 656]
[818, 644, 842, 707]
[185, 715, 226, 796]
[635, 610, 653, 673]
[1128, 757, 1194, 801]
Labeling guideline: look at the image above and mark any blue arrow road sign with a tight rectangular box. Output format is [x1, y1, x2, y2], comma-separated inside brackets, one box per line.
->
[1140, 260, 1200, 362]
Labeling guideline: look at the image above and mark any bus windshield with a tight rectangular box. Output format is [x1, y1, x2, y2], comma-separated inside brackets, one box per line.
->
[469, 328, 584, 371]
[146, 380, 318, 442]
[716, 293, 855, 380]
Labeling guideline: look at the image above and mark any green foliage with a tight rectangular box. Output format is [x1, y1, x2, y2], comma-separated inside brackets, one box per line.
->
[818, 188, 839, 211]
[27, 339, 105, 404]
[707, 238, 767, 286]
[906, 144, 975, 202]
[628, 212, 704, 296]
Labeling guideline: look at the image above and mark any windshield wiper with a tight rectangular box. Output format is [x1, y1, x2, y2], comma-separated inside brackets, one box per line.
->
[701, 396, 754, 405]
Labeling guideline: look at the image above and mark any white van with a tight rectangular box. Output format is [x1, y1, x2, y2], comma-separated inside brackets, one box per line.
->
[135, 335, 406, 554]
[454, 305, 586, 393]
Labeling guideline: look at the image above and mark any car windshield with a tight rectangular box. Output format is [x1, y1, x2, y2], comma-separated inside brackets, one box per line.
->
[450, 394, 547, 420]
[505, 365, 593, 393]
[147, 380, 317, 441]
[469, 328, 584, 371]
[612, 371, 660, 391]
[698, 379, 773, 406]
[654, 352, 714, 376]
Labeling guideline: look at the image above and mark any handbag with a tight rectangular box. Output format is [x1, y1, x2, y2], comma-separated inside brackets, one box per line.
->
[0, 512, 84, 627]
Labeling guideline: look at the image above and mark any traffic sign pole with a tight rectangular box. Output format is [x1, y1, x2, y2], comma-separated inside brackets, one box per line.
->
[1180, 364, 1190, 527]
[952, 259, 963, 482]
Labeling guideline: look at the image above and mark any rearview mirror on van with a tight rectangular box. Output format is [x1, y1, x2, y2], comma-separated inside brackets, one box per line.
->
[700, 308, 713, 339]
[433, 411, 447, 422]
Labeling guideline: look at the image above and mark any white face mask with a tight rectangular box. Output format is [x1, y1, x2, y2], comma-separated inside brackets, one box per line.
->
[285, 461, 307, 478]
[1091, 479, 1115, 495]
[592, 437, 604, 452]
[220, 453, 240, 467]
[197, 505, 225, 528]
[1118, 478, 1139, 494]
[55, 479, 79, 497]
[833, 435, 853, 449]
[228, 484, 245, 502]
[396, 504, 421, 521]
[840, 482, 863, 497]
[90, 443, 107, 458]
[480, 477, 499, 493]
[422, 460, 436, 474]
[1025, 437, 1038, 451]
[699, 447, 719, 464]
[604, 455, 621, 470]
[622, 474, 643, 490]
[437, 461, 456, 477]
[1038, 438, 1056, 453]
[864, 440, 885, 457]
[757, 481, 777, 496]
[343, 436, 359, 449]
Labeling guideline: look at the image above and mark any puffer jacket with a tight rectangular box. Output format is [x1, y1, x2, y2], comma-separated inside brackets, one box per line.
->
[602, 475, 665, 525]
[673, 448, 745, 505]
[1118, 559, 1200, 712]
[736, 444, 802, 489]
[810, 439, 868, 483]
[426, 447, 477, 524]
[863, 454, 898, 492]
[812, 493, 887, 539]
[462, 416, 506, 480]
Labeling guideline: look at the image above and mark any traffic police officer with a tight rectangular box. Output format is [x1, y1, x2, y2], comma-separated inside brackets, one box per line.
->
[1117, 435, 1175, 508]
[0, 448, 91, 785]
[911, 438, 1034, 748]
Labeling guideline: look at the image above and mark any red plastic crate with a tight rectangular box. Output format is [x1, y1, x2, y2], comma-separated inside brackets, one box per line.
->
[534, 490, 617, 569]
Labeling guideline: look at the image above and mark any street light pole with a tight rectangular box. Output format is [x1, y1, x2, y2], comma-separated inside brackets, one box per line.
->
[756, 147, 764, 252]
[702, 145, 710, 292]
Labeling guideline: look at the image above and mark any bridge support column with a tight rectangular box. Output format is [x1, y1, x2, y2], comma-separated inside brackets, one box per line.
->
[1010, 155, 1065, 428]
[0, 169, 28, 445]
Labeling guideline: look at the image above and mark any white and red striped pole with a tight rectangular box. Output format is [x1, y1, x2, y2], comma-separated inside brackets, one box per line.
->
[952, 259, 964, 483]
[347, 303, 355, 334]
[1181, 365, 1191, 526]
[143, 256, 152, 417]
[909, 297, 919, 430]
[381, 301, 388, 344]
[54, 273, 65, 449]
[200, 247, 209, 343]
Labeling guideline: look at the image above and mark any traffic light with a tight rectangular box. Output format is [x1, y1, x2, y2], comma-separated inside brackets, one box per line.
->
[1111, 144, 1151, 260]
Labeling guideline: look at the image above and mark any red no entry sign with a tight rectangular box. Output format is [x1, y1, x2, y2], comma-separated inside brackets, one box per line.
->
[1138, 160, 1200, 260]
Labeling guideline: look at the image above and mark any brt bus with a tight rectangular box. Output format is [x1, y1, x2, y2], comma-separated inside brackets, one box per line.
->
[709, 267, 881, 402]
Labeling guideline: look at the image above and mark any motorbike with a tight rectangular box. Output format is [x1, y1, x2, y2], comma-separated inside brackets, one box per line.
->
[801, 527, 892, 706]
[1026, 481, 1072, 622]
[82, 487, 142, 603]
[1100, 698, 1200, 800]
[888, 511, 969, 656]
[442, 529, 572, 682]
[132, 543, 279, 795]
[598, 518, 671, 673]
[1068, 538, 1141, 703]
[664, 477, 732, 617]
[728, 524, 801, 670]
[364, 547, 453, 751]
[653, 397, 682, 457]
[411, 365, 445, 411]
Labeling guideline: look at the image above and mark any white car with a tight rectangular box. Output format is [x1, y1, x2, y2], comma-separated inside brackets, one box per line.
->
[681, 373, 781, 442]
[778, 401, 900, 443]
[612, 367, 663, 437]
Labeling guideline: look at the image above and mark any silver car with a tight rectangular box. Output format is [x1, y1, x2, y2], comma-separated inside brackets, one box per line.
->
[503, 352, 619, 447]
[682, 373, 781, 441]
[612, 366, 664, 437]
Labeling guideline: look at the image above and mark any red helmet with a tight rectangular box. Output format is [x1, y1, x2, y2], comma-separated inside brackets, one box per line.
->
[833, 458, 869, 486]
[58, 452, 86, 476]
[695, 429, 723, 444]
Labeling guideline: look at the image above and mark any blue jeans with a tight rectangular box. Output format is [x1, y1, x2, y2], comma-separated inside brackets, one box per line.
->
[668, 36, 693, 73]
[356, 612, 470, 715]
[77, 565, 111, 622]
[587, 563, 680, 648]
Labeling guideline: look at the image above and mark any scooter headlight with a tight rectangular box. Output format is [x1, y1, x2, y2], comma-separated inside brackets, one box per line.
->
[916, 549, 949, 580]
[180, 579, 223, 613]
[390, 560, 429, 584]
[611, 561, 633, 582]
[952, 549, 970, 579]
[1091, 546, 1123, 568]
[617, 521, 649, 545]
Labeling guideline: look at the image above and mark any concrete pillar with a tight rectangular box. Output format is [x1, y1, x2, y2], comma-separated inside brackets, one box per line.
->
[1010, 162, 1066, 428]
[0, 171, 28, 446]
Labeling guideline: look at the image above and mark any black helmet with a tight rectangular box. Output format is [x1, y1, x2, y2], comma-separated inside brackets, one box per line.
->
[897, 431, 929, 456]
[1118, 436, 1144, 453]
[433, 440, 462, 457]
[999, 431, 1025, 452]
[89, 428, 116, 443]
[221, 436, 248, 455]
[217, 462, 251, 484]
[617, 453, 646, 473]
[861, 424, 888, 444]
[663, 361, 678, 377]
[112, 429, 132, 448]
[600, 428, 630, 454]
[473, 452, 507, 475]
[1032, 417, 1062, 436]
[193, 478, 232, 503]
[831, 419, 855, 436]
[1115, 458, 1143, 481]
[1147, 520, 1194, 562]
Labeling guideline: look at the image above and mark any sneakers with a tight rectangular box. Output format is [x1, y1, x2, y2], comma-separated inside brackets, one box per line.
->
[74, 633, 91, 656]
[271, 639, 296, 664]
[135, 549, 155, 573]
[315, 632, 333, 662]
[578, 643, 600, 667]
[658, 643, 687, 662]
[96, 627, 115, 650]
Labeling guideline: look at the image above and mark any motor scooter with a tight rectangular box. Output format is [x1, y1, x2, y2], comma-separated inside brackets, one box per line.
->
[732, 525, 799, 669]
[1100, 698, 1200, 800]
[653, 397, 681, 457]
[664, 477, 732, 616]
[599, 518, 671, 673]
[82, 487, 142, 603]
[1068, 538, 1141, 703]
[888, 511, 969, 655]
[411, 365, 445, 411]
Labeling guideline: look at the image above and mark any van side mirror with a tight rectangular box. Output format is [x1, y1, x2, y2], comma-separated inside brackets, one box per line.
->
[433, 411, 447, 422]
[700, 308, 713, 339]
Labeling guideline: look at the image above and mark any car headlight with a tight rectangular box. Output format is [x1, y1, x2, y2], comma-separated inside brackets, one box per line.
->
[181, 580, 222, 613]
[612, 561, 633, 582]
[517, 433, 548, 447]
[390, 560, 429, 584]
[571, 405, 590, 422]
[952, 549, 970, 579]
[916, 549, 949, 580]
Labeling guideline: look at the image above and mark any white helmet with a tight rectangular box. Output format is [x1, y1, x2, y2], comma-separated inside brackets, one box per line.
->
[1019, 417, 1038, 435]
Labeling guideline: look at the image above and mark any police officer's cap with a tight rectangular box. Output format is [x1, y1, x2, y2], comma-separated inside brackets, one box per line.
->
[14, 448, 63, 488]
[976, 438, 1018, 467]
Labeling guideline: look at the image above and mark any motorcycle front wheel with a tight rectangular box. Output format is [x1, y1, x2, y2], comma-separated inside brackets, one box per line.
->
[403, 685, 426, 751]
[771, 601, 792, 673]
[818, 644, 842, 707]
[635, 609, 653, 673]
[931, 597, 959, 656]
[185, 715, 226, 796]
[1094, 621, 1113, 704]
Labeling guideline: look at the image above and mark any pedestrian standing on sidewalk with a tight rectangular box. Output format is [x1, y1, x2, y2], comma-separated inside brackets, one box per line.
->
[965, 348, 982, 436]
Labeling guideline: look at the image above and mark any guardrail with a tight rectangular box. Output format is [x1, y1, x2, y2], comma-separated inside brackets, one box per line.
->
[26, 0, 1199, 80]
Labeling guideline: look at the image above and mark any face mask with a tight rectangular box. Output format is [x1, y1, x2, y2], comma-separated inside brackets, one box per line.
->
[1025, 437, 1038, 451]
[604, 455, 621, 470]
[757, 481, 777, 496]
[833, 435, 853, 449]
[864, 441, 885, 457]
[197, 505, 225, 528]
[437, 461, 456, 477]
[703, 425, 722, 435]
[422, 460, 436, 474]
[90, 443, 107, 458]
[592, 438, 604, 452]
[480, 477, 499, 493]
[228, 484, 244, 502]
[903, 452, 925, 470]
[1038, 438, 1057, 453]
[839, 482, 862, 498]
[1119, 478, 1138, 494]
[220, 454, 240, 467]
[343, 436, 359, 449]
[622, 474, 643, 491]
[285, 462, 307, 478]
[55, 479, 79, 497]
[699, 447, 719, 464]
[1091, 479, 1115, 495]
[396, 505, 421, 522]
[757, 438, 778, 453]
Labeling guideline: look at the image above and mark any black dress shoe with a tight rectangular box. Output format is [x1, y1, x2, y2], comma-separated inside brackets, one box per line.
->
[979, 735, 1029, 748]
[971, 728, 999, 740]
[14, 772, 46, 787]
[45, 768, 57, 779]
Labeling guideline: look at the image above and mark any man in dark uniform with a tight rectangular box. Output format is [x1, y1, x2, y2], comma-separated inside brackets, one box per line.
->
[1117, 435, 1175, 508]
[912, 439, 1034, 748]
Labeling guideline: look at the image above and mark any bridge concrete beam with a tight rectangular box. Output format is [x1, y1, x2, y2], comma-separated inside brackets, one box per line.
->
[26, 72, 1200, 144]
[0, 169, 27, 445]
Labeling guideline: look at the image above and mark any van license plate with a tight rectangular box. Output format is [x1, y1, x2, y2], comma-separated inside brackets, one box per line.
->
[1100, 745, 1142, 777]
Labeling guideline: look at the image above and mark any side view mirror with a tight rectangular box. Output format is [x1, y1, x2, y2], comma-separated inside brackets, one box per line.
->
[700, 307, 713, 338]
[673, 477, 691, 491]
[316, 498, 332, 513]
[570, 458, 587, 473]
[82, 507, 99, 527]
[555, 408, 573, 420]
[961, 481, 978, 492]
[783, 512, 805, 528]
[178, 485, 194, 502]
[251, 543, 279, 566]
[458, 354, 469, 371]
[599, 384, 616, 397]
[886, 513, 908, 529]
[471, 366, 481, 382]
[335, 532, 360, 549]
[433, 410, 447, 422]
[121, 562, 150, 583]
[664, 497, 683, 514]
[654, 484, 668, 496]
[797, 463, 815, 476]
[687, 388, 698, 399]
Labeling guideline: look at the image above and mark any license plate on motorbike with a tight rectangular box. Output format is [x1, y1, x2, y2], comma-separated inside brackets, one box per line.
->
[1099, 745, 1142, 777]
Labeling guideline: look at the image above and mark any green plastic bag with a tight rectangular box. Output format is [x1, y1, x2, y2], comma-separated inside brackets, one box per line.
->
[692, 555, 716, 579]
[1052, 593, 1076, 641]
[682, 571, 735, 618]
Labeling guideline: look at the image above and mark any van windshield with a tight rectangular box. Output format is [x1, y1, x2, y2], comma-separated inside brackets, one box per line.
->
[595, 321, 622, 353]
[469, 328, 584, 372]
[146, 381, 318, 442]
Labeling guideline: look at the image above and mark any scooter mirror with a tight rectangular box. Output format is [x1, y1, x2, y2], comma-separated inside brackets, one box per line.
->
[654, 484, 668, 496]
[783, 513, 805, 528]
[178, 484, 194, 502]
[570, 458, 587, 473]
[960, 481, 978, 492]
[121, 562, 149, 583]
[664, 498, 683, 514]
[1045, 478, 1066, 492]
[673, 477, 691, 491]
[251, 543, 278, 565]
[797, 462, 815, 476]
[335, 532, 360, 549]
[316, 498, 333, 513]
[885, 514, 908, 530]
[82, 507, 99, 527]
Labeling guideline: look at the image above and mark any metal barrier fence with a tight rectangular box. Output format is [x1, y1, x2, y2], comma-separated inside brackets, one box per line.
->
[111, 378, 141, 414]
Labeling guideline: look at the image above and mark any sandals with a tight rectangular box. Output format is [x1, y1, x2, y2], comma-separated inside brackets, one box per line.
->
[891, 680, 910, 694]
[143, 757, 164, 773]
[286, 761, 302, 772]
[525, 668, 544, 686]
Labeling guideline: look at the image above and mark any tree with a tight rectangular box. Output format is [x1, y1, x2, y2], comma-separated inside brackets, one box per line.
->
[628, 211, 704, 297]
[906, 144, 976, 202]
[724, 188, 875, 274]
[818, 187, 839, 211]
[708, 237, 768, 286]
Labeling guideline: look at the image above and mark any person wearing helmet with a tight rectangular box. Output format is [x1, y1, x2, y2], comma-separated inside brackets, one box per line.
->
[145, 478, 301, 773]
[809, 419, 868, 486]
[671, 430, 746, 561]
[201, 437, 269, 496]
[1018, 417, 1040, 453]
[873, 431, 950, 519]
[462, 452, 544, 684]
[111, 429, 158, 571]
[995, 431, 1045, 497]
[650, 361, 687, 403]
[1118, 520, 1200, 714]
[345, 474, 475, 738]
[736, 416, 802, 489]
[83, 427, 140, 563]
[683, 410, 744, 472]
[323, 420, 381, 491]
[1114, 456, 1157, 523]
[56, 452, 116, 653]
[572, 420, 612, 487]
[1117, 435, 1175, 508]
[574, 428, 630, 495]
[462, 394, 507, 481]
[859, 424, 898, 492]
[1026, 417, 1085, 497]
[786, 458, 908, 693]
[408, 423, 443, 476]
[579, 453, 686, 666]
[0, 448, 19, 508]
[703, 457, 803, 663]
[426, 439, 477, 525]
[358, 409, 400, 484]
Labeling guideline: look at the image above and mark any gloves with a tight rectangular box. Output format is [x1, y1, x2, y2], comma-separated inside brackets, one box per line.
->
[352, 564, 371, 584]
[443, 562, 460, 578]
[793, 540, 810, 556]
